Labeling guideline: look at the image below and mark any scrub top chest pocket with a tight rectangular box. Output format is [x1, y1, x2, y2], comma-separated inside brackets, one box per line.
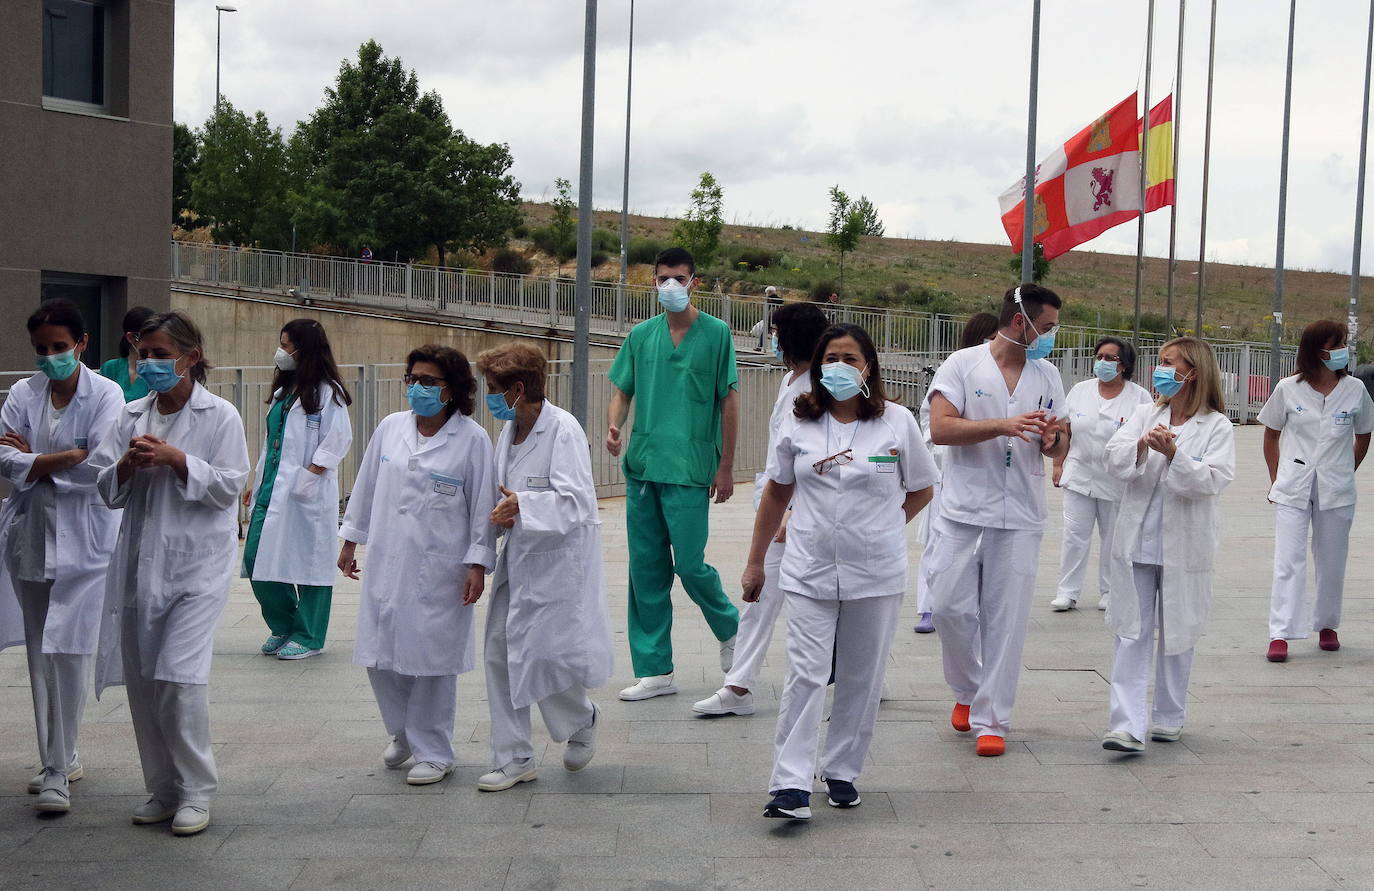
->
[1334, 411, 1355, 429]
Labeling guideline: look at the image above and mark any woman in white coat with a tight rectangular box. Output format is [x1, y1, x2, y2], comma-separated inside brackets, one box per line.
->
[0, 301, 123, 814]
[694, 302, 829, 716]
[1259, 320, 1374, 662]
[1100, 337, 1234, 753]
[243, 319, 353, 660]
[338, 345, 497, 787]
[743, 324, 936, 820]
[89, 311, 250, 835]
[473, 343, 614, 791]
[1050, 337, 1153, 611]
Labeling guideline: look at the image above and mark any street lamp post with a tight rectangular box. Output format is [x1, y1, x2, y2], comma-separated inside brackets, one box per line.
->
[215, 5, 237, 115]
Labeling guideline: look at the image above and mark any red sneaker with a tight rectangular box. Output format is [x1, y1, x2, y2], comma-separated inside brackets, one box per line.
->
[975, 735, 1006, 757]
[1319, 628, 1340, 651]
[950, 703, 971, 732]
[1266, 639, 1288, 662]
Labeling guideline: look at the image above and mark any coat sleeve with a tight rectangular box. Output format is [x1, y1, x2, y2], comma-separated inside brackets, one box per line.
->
[310, 387, 353, 470]
[93, 409, 135, 509]
[178, 404, 251, 509]
[514, 417, 598, 540]
[896, 409, 938, 492]
[1104, 403, 1154, 481]
[1162, 413, 1236, 499]
[462, 428, 499, 570]
[50, 383, 123, 496]
[338, 418, 384, 544]
[0, 384, 38, 492]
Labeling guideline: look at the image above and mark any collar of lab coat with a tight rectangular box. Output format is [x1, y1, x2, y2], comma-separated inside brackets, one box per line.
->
[498, 402, 556, 475]
[411, 409, 466, 456]
[24, 365, 98, 444]
[125, 381, 217, 419]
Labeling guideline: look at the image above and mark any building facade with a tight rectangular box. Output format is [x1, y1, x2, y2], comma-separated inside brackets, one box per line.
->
[0, 0, 174, 370]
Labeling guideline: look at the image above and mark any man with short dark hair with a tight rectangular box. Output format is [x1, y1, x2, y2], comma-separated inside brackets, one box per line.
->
[607, 247, 741, 700]
[927, 283, 1069, 756]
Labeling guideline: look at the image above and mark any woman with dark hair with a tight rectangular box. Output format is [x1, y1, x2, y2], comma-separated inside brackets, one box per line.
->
[694, 301, 829, 718]
[242, 319, 354, 660]
[338, 344, 497, 787]
[88, 310, 250, 835]
[0, 300, 123, 815]
[99, 306, 156, 402]
[1259, 320, 1374, 662]
[743, 323, 936, 819]
[960, 312, 1000, 349]
[1049, 335, 1152, 611]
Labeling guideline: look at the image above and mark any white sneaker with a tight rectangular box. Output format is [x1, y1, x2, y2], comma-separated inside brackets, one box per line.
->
[406, 761, 454, 786]
[171, 804, 210, 836]
[1150, 725, 1183, 742]
[478, 758, 538, 791]
[692, 687, 755, 716]
[34, 772, 69, 814]
[131, 798, 178, 825]
[1101, 730, 1145, 753]
[382, 736, 412, 769]
[619, 673, 678, 701]
[563, 704, 599, 771]
[1050, 594, 1076, 611]
[719, 636, 737, 672]
[28, 758, 82, 794]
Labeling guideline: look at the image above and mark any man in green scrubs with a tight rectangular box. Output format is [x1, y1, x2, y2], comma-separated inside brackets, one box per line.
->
[608, 247, 740, 701]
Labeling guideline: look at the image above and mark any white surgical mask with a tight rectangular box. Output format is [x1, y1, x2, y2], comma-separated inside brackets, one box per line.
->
[274, 347, 297, 371]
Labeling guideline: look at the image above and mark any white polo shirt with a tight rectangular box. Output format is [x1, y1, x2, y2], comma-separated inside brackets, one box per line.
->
[767, 405, 937, 600]
[1257, 374, 1374, 510]
[927, 343, 1066, 531]
[1058, 377, 1154, 502]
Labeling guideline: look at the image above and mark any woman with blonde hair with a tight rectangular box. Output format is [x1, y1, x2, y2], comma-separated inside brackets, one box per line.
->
[1100, 337, 1234, 753]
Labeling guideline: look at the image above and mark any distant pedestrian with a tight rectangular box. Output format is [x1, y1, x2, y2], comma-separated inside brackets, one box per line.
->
[361, 247, 373, 264]
[99, 306, 156, 402]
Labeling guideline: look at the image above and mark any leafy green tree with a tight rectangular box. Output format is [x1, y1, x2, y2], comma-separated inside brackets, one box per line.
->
[418, 135, 522, 268]
[191, 102, 290, 247]
[672, 171, 725, 268]
[172, 122, 204, 229]
[550, 177, 576, 269]
[1008, 242, 1051, 283]
[825, 185, 867, 295]
[852, 195, 884, 237]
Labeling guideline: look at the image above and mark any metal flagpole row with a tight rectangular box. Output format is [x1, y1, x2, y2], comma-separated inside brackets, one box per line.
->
[1166, 0, 1186, 334]
[1349, 0, 1374, 369]
[1134, 0, 1156, 346]
[618, 0, 634, 303]
[1196, 0, 1217, 337]
[1271, 0, 1297, 395]
[571, 0, 598, 426]
[1021, 0, 1042, 285]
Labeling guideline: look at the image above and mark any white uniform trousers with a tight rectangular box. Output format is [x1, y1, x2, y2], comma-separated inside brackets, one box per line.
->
[121, 607, 217, 805]
[367, 668, 457, 767]
[724, 539, 786, 690]
[914, 513, 936, 615]
[17, 580, 89, 777]
[930, 523, 1042, 738]
[484, 580, 595, 767]
[1108, 562, 1195, 741]
[1056, 490, 1118, 602]
[769, 590, 902, 792]
[1269, 485, 1355, 640]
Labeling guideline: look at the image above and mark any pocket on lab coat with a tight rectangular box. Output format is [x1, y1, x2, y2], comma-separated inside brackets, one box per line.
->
[516, 546, 584, 613]
[289, 466, 323, 503]
[864, 521, 907, 568]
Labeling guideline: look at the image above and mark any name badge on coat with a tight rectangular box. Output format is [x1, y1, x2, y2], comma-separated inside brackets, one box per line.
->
[75, 437, 88, 449]
[526, 475, 551, 488]
[430, 472, 462, 496]
[1334, 411, 1354, 427]
[869, 455, 898, 474]
[306, 414, 322, 429]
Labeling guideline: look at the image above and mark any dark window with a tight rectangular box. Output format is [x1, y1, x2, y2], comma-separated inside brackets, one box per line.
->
[41, 276, 104, 368]
[43, 0, 105, 107]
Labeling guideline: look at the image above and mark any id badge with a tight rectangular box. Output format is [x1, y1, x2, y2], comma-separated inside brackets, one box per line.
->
[74, 437, 88, 449]
[527, 475, 551, 489]
[1334, 412, 1354, 428]
[430, 472, 462, 496]
[306, 414, 322, 430]
[868, 455, 898, 474]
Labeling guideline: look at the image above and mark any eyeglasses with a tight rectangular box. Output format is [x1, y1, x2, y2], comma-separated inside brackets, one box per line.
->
[1094, 355, 1122, 363]
[404, 374, 444, 388]
[812, 449, 854, 474]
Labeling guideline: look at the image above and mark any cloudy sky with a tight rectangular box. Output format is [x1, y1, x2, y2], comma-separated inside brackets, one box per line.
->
[176, 0, 1374, 274]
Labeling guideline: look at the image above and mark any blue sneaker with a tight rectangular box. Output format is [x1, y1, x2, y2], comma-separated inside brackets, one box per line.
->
[763, 789, 811, 820]
[914, 612, 936, 634]
[277, 641, 323, 660]
[823, 777, 861, 808]
[260, 635, 288, 655]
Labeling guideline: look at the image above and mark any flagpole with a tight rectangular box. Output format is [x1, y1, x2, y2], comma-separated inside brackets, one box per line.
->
[1196, 0, 1216, 338]
[1134, 0, 1156, 346]
[1166, 0, 1185, 334]
[1271, 0, 1296, 396]
[1349, 0, 1374, 369]
[1021, 0, 1041, 284]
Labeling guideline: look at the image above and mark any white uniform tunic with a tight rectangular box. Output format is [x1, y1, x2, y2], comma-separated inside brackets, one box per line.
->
[245, 383, 353, 586]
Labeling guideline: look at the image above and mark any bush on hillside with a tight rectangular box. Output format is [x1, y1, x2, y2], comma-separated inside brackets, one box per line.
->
[809, 281, 838, 302]
[511, 223, 529, 239]
[627, 237, 666, 265]
[730, 248, 783, 271]
[490, 247, 533, 275]
[590, 251, 610, 267]
[592, 228, 620, 253]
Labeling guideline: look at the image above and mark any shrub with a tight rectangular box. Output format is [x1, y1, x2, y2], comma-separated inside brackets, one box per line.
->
[809, 281, 838, 302]
[590, 251, 610, 267]
[627, 237, 665, 265]
[731, 248, 782, 271]
[511, 223, 529, 239]
[490, 248, 533, 275]
[592, 228, 620, 253]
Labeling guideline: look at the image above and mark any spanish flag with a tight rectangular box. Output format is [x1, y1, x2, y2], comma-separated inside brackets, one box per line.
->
[1143, 95, 1175, 212]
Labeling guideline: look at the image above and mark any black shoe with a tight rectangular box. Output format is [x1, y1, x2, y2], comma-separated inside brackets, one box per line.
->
[823, 777, 861, 808]
[763, 789, 812, 820]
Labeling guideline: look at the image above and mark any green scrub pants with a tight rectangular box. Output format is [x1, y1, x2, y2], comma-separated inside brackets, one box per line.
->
[625, 473, 739, 677]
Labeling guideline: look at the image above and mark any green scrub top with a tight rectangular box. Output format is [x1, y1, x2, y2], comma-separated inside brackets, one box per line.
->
[99, 356, 151, 402]
[609, 310, 738, 488]
[254, 393, 297, 510]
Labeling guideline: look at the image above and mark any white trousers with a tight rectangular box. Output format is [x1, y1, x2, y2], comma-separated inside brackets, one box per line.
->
[17, 580, 89, 776]
[1056, 490, 1118, 602]
[1269, 486, 1354, 640]
[724, 539, 786, 690]
[770, 591, 901, 792]
[484, 580, 595, 767]
[1108, 563, 1195, 741]
[930, 522, 1043, 737]
[122, 607, 217, 805]
[367, 668, 457, 766]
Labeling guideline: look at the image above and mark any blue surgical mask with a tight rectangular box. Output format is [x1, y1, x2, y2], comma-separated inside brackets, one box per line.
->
[1152, 365, 1187, 398]
[1324, 347, 1350, 371]
[137, 358, 183, 393]
[485, 390, 519, 421]
[1023, 315, 1056, 360]
[1093, 359, 1120, 382]
[407, 383, 447, 417]
[819, 362, 868, 402]
[36, 349, 80, 382]
[772, 335, 784, 361]
[657, 279, 691, 313]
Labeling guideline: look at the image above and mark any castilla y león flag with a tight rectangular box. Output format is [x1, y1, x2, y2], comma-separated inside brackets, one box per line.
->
[999, 93, 1142, 260]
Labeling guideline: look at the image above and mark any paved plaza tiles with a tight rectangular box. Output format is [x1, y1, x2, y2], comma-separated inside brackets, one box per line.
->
[3, 425, 1374, 888]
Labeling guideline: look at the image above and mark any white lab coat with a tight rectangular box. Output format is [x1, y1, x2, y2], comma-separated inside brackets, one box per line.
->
[491, 402, 614, 709]
[1058, 378, 1154, 501]
[0, 370, 124, 654]
[244, 383, 354, 586]
[89, 385, 251, 694]
[340, 410, 498, 677]
[767, 406, 937, 600]
[1257, 375, 1374, 510]
[1102, 402, 1235, 654]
